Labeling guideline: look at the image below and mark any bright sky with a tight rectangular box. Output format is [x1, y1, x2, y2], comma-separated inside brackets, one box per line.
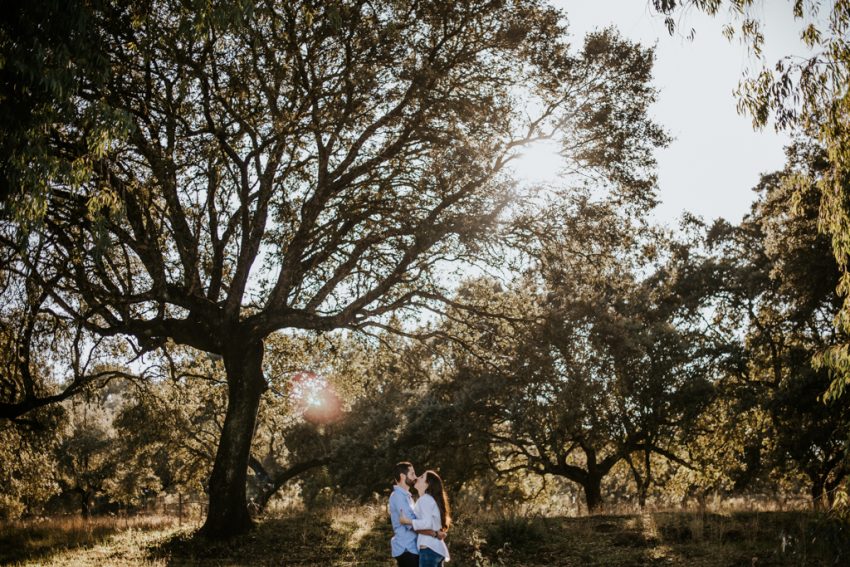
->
[511, 0, 814, 227]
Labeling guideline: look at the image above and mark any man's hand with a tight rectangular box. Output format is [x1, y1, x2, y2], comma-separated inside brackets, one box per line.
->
[414, 528, 446, 539]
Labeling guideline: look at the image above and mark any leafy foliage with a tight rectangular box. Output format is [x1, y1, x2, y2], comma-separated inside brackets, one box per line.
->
[652, 0, 850, 402]
[680, 145, 849, 505]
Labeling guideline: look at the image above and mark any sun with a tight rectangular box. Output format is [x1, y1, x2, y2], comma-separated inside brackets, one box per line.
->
[287, 371, 342, 424]
[509, 138, 563, 185]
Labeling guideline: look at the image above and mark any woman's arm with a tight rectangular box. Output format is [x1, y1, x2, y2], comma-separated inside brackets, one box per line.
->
[410, 496, 440, 532]
[417, 527, 447, 539]
[398, 512, 440, 537]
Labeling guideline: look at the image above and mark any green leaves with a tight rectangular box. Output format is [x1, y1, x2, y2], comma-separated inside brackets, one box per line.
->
[692, 147, 849, 503]
[650, 0, 850, 402]
[0, 0, 113, 222]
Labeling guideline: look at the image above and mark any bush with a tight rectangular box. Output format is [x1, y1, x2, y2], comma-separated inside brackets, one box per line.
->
[484, 512, 547, 552]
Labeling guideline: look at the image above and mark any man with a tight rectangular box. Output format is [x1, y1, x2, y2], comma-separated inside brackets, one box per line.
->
[389, 462, 445, 567]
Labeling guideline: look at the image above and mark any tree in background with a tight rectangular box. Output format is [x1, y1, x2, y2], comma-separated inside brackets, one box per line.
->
[0, 406, 64, 521]
[402, 200, 715, 512]
[651, 0, 850, 400]
[112, 368, 224, 500]
[247, 332, 372, 511]
[2, 0, 666, 537]
[693, 145, 850, 507]
[56, 398, 122, 517]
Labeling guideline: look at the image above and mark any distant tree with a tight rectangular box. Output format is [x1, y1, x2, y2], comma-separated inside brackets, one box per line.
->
[0, 406, 64, 521]
[55, 379, 168, 516]
[695, 146, 850, 507]
[112, 370, 222, 498]
[55, 396, 120, 517]
[416, 203, 714, 512]
[650, 0, 850, 399]
[3, 0, 666, 537]
[275, 329, 493, 503]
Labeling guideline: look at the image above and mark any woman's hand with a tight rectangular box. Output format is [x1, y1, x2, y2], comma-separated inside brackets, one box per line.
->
[399, 512, 412, 526]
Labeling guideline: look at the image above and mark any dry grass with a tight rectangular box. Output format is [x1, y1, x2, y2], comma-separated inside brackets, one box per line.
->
[0, 515, 187, 566]
[2, 506, 848, 566]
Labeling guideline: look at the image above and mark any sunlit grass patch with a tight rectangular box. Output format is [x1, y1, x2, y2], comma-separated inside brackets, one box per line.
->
[328, 503, 383, 551]
[0, 515, 182, 566]
[146, 505, 393, 566]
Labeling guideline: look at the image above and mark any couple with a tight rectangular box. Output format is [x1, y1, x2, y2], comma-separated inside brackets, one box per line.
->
[389, 461, 451, 566]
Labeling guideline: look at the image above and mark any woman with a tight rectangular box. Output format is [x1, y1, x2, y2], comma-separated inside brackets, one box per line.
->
[400, 470, 451, 566]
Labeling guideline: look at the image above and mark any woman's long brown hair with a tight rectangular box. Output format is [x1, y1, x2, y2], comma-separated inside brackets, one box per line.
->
[424, 470, 451, 531]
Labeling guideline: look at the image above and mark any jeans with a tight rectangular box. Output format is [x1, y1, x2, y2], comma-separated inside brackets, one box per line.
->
[395, 551, 419, 567]
[418, 547, 444, 567]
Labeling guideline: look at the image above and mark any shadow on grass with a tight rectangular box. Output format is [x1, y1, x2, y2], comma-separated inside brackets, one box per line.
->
[448, 511, 850, 567]
[649, 510, 850, 567]
[0, 515, 176, 566]
[466, 514, 665, 566]
[147, 507, 393, 566]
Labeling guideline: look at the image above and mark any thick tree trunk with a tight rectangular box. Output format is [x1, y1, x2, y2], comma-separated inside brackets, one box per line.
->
[200, 340, 266, 539]
[79, 489, 92, 518]
[582, 475, 604, 513]
[811, 476, 826, 510]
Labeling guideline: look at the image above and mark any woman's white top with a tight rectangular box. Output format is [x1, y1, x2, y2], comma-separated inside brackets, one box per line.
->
[411, 493, 450, 561]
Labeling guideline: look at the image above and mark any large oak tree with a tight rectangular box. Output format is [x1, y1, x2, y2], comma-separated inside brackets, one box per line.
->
[1, 0, 665, 537]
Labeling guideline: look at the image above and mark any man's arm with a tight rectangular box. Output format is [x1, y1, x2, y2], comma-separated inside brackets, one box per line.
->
[399, 515, 440, 537]
[388, 492, 403, 530]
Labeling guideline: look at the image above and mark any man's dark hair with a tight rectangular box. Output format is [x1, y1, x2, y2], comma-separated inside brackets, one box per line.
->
[394, 461, 413, 483]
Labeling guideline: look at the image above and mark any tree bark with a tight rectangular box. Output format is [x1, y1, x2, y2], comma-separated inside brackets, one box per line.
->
[627, 452, 650, 510]
[582, 475, 604, 513]
[79, 488, 92, 518]
[811, 476, 826, 510]
[200, 340, 266, 538]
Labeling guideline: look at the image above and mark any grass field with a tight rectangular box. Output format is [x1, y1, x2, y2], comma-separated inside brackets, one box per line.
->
[2, 506, 849, 566]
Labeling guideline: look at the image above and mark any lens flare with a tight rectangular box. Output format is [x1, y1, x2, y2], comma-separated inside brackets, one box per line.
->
[287, 371, 342, 424]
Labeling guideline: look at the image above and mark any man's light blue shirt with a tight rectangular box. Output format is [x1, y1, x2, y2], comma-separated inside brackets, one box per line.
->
[389, 485, 418, 557]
